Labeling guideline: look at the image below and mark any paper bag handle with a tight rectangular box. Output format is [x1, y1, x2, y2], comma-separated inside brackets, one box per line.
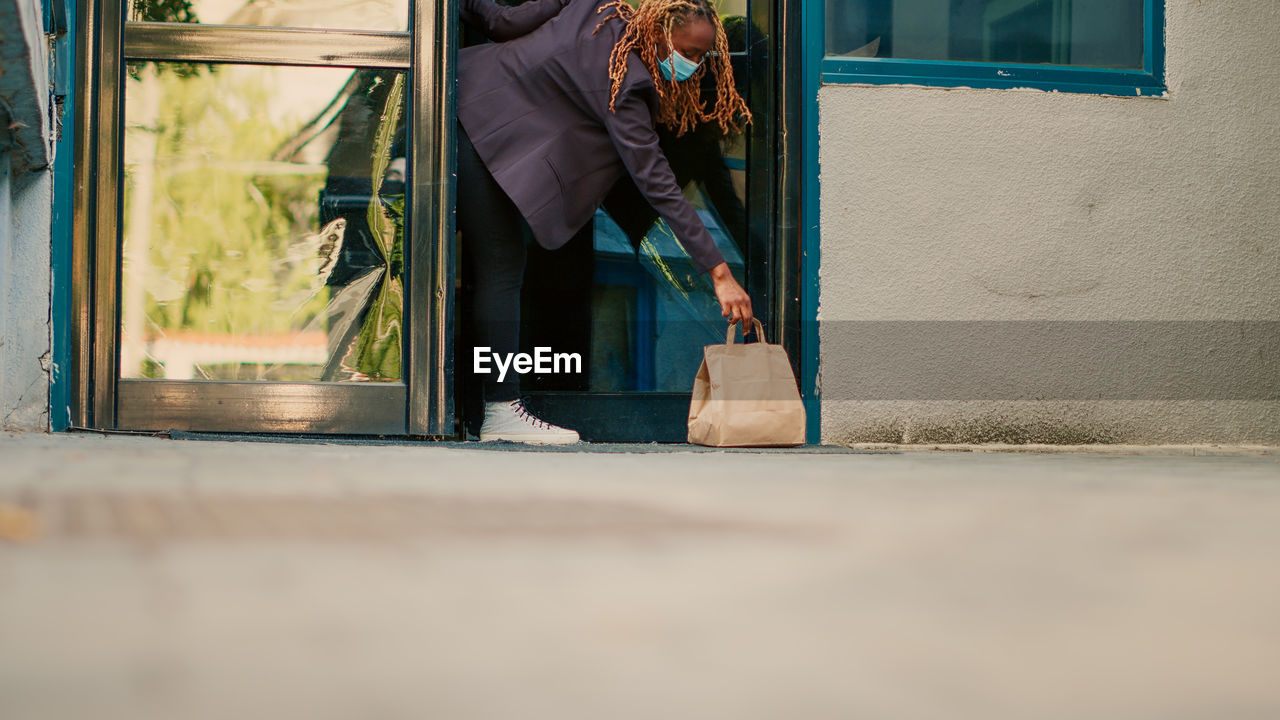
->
[725, 318, 767, 345]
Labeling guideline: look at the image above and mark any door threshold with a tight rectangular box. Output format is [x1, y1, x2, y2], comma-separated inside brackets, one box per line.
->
[127, 429, 890, 453]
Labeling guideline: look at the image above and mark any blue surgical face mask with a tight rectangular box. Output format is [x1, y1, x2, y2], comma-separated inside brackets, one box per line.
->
[658, 43, 703, 82]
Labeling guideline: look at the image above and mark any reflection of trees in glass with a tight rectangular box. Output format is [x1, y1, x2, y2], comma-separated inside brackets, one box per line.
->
[123, 62, 409, 382]
[120, 3, 212, 379]
[132, 0, 197, 22]
[128, 0, 209, 80]
[342, 73, 405, 380]
[126, 67, 331, 341]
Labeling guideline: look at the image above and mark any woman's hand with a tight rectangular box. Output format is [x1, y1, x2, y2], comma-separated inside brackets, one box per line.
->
[709, 262, 753, 333]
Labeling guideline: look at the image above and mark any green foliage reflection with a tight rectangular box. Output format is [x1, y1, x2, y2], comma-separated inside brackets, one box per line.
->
[124, 64, 407, 382]
[133, 67, 331, 337]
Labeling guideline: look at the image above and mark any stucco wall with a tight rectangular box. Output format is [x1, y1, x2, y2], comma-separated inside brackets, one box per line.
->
[0, 0, 54, 432]
[1, 152, 53, 432]
[817, 1, 1280, 445]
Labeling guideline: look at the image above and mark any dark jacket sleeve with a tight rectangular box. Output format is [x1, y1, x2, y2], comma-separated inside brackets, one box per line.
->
[460, 0, 568, 42]
[602, 84, 727, 274]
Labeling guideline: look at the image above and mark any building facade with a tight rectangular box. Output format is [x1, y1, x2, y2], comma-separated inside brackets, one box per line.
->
[815, 0, 1278, 445]
[1, 0, 1276, 443]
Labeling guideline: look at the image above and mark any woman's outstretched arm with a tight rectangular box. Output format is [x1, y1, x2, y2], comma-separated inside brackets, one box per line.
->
[603, 84, 754, 329]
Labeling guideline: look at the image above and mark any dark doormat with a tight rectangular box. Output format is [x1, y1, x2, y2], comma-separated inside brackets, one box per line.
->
[153, 430, 893, 454]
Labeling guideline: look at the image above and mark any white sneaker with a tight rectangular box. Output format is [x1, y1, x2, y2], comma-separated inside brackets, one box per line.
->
[479, 399, 580, 445]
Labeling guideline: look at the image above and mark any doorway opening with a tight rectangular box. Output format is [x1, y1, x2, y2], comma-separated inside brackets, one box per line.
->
[67, 0, 805, 442]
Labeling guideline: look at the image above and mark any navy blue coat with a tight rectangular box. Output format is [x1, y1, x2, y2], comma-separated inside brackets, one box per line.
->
[461, 0, 569, 42]
[458, 0, 727, 273]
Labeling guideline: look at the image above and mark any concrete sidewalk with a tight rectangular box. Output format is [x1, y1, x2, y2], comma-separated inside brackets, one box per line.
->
[1, 433, 1278, 720]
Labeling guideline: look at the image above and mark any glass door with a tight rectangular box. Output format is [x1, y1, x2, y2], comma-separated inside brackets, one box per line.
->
[496, 0, 801, 442]
[74, 0, 455, 434]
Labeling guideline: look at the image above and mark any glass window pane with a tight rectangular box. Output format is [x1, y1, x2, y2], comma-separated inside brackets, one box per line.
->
[129, 0, 409, 32]
[826, 0, 1144, 69]
[122, 62, 408, 382]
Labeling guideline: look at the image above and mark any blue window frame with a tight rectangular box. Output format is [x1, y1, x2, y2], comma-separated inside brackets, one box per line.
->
[821, 0, 1165, 96]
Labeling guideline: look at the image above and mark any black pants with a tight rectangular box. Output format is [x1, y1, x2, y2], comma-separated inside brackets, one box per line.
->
[456, 123, 525, 404]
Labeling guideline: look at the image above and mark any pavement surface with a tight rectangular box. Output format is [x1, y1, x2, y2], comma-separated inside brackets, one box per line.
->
[1, 432, 1278, 720]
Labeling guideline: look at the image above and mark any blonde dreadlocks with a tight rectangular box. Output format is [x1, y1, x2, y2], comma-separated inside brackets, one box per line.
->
[594, 0, 751, 137]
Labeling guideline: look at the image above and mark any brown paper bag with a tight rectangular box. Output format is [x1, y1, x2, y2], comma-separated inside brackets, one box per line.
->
[687, 318, 807, 447]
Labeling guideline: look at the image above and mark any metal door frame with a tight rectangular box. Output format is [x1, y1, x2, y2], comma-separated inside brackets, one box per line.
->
[762, 0, 805, 379]
[70, 0, 457, 435]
